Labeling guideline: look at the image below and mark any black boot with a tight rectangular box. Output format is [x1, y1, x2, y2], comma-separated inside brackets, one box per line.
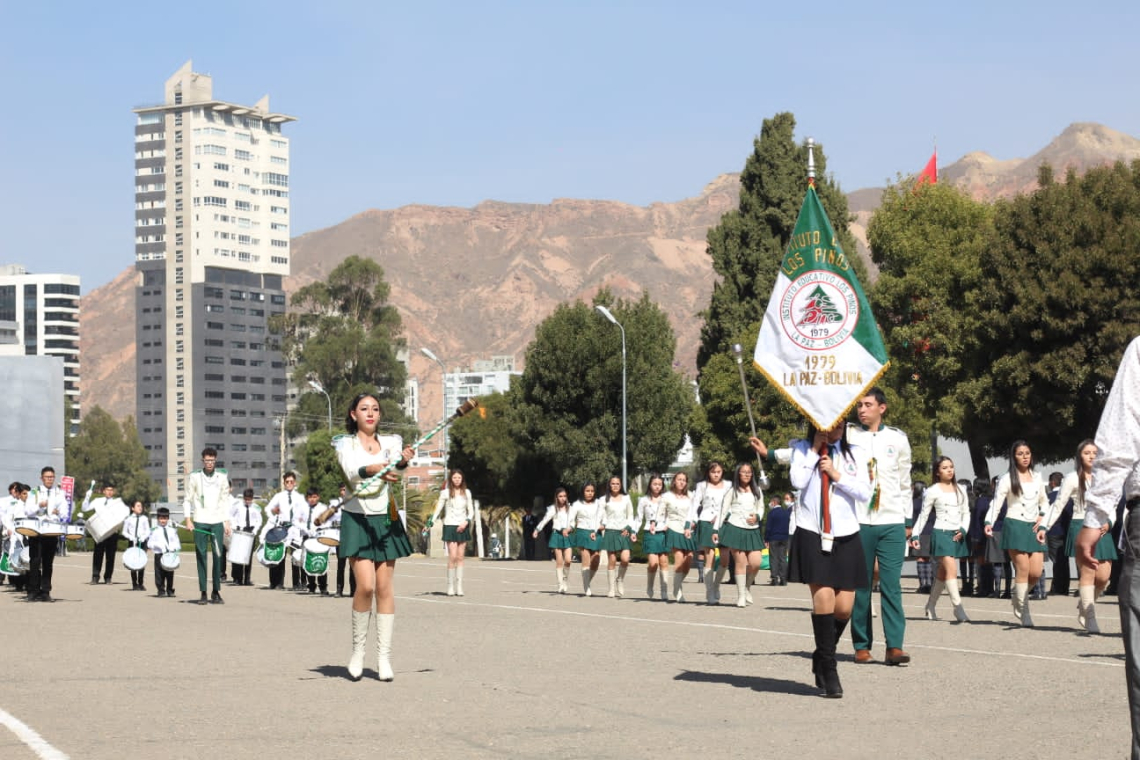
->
[811, 613, 843, 698]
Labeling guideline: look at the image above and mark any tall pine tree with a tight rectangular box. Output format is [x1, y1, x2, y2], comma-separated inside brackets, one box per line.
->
[693, 113, 859, 469]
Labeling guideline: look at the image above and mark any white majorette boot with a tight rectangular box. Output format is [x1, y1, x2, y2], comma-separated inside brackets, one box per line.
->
[925, 579, 945, 620]
[714, 565, 727, 604]
[735, 574, 748, 608]
[659, 568, 669, 600]
[446, 568, 456, 597]
[456, 566, 465, 597]
[1012, 582, 1027, 621]
[582, 567, 593, 597]
[555, 566, 565, 593]
[646, 567, 656, 598]
[561, 565, 570, 593]
[1079, 586, 1100, 633]
[617, 565, 627, 598]
[705, 570, 718, 604]
[745, 570, 756, 605]
[348, 609, 370, 681]
[945, 577, 969, 622]
[673, 571, 687, 603]
[1017, 583, 1034, 627]
[376, 613, 395, 681]
[607, 569, 616, 598]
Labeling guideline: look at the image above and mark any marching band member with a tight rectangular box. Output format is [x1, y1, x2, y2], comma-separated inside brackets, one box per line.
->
[635, 475, 669, 600]
[229, 488, 263, 586]
[534, 488, 573, 593]
[148, 506, 179, 597]
[985, 440, 1050, 627]
[121, 499, 152, 591]
[3, 483, 29, 593]
[326, 485, 354, 598]
[911, 457, 971, 622]
[1052, 439, 1116, 633]
[22, 466, 68, 602]
[303, 487, 329, 595]
[261, 473, 298, 590]
[712, 463, 767, 608]
[788, 424, 872, 698]
[569, 483, 603, 596]
[599, 476, 635, 598]
[183, 447, 233, 606]
[286, 487, 316, 592]
[83, 482, 126, 585]
[427, 469, 475, 597]
[692, 462, 732, 603]
[0, 481, 16, 587]
[334, 392, 415, 682]
[662, 472, 695, 602]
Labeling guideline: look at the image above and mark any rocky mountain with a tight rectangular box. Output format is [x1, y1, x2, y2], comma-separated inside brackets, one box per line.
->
[80, 123, 1140, 424]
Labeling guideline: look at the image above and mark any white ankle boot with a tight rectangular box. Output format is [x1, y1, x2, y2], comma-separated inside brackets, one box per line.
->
[376, 613, 394, 681]
[446, 568, 456, 596]
[456, 566, 465, 597]
[348, 609, 370, 681]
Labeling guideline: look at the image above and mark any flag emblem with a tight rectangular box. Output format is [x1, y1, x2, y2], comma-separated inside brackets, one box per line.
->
[781, 271, 859, 350]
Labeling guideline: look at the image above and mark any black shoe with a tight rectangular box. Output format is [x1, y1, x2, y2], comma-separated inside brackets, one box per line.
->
[917, 585, 931, 595]
[91, 575, 99, 585]
[1000, 590, 1011, 599]
[157, 590, 167, 598]
[220, 575, 228, 582]
[139, 585, 147, 592]
[321, 590, 330, 596]
[210, 592, 224, 604]
[335, 591, 344, 598]
[104, 577, 113, 584]
[243, 581, 253, 586]
[872, 583, 881, 593]
[198, 593, 208, 605]
[168, 589, 176, 598]
[37, 593, 53, 603]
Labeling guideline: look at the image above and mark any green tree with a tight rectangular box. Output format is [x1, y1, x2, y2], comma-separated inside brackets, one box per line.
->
[65, 406, 161, 505]
[694, 112, 860, 468]
[271, 255, 411, 437]
[515, 291, 693, 489]
[867, 179, 994, 475]
[957, 161, 1140, 461]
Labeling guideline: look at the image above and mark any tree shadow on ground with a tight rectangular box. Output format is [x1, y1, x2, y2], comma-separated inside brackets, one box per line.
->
[675, 669, 820, 696]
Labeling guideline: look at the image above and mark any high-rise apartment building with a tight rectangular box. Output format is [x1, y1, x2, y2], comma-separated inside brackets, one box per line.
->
[133, 61, 296, 499]
[0, 265, 81, 433]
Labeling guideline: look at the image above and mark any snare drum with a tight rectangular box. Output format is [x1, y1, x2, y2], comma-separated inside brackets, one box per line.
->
[87, 502, 130, 542]
[65, 524, 86, 541]
[123, 546, 148, 571]
[261, 542, 285, 565]
[302, 548, 329, 576]
[13, 545, 30, 572]
[228, 530, 255, 566]
[38, 521, 65, 538]
[303, 537, 329, 555]
[160, 552, 181, 571]
[14, 518, 41, 537]
[265, 525, 289, 545]
[316, 527, 341, 547]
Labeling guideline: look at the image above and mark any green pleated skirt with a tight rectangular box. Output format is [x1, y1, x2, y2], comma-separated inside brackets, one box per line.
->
[548, 532, 573, 550]
[600, 530, 631, 552]
[694, 521, 717, 548]
[663, 529, 695, 553]
[442, 524, 471, 543]
[641, 530, 667, 554]
[1065, 521, 1119, 561]
[930, 528, 971, 558]
[718, 523, 765, 552]
[572, 528, 600, 551]
[999, 518, 1047, 554]
[340, 511, 412, 562]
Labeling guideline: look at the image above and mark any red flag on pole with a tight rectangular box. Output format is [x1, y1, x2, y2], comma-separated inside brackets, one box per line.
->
[917, 150, 937, 186]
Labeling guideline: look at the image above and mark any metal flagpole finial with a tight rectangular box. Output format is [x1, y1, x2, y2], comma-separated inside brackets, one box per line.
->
[806, 137, 816, 186]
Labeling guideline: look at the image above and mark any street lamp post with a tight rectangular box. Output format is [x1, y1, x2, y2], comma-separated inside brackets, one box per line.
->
[307, 379, 332, 431]
[420, 347, 448, 459]
[595, 305, 627, 490]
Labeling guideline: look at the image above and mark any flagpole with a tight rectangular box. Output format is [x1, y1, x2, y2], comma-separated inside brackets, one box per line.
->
[805, 135, 833, 550]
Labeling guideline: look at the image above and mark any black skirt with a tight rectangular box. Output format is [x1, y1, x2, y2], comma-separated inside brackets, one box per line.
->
[788, 529, 868, 590]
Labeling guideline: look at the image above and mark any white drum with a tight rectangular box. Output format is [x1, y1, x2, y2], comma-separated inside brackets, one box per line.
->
[123, 546, 148, 571]
[65, 524, 86, 541]
[228, 531, 255, 566]
[38, 521, 65, 538]
[160, 552, 181, 571]
[288, 534, 304, 565]
[88, 502, 130, 542]
[12, 544, 30, 573]
[14, 518, 41, 537]
[316, 527, 341, 547]
[303, 537, 329, 555]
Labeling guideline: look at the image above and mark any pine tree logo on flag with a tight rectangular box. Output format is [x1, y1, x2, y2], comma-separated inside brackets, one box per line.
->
[780, 270, 859, 351]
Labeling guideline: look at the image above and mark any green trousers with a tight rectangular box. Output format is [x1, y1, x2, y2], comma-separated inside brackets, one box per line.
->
[851, 523, 907, 651]
[194, 522, 225, 594]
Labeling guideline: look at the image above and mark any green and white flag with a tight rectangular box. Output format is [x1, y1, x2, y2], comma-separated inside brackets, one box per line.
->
[753, 184, 889, 431]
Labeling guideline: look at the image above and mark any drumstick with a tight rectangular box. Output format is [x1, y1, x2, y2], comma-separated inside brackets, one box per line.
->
[313, 504, 339, 527]
[347, 398, 480, 501]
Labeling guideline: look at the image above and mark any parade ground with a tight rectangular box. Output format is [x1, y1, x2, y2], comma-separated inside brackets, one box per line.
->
[1, 555, 1128, 760]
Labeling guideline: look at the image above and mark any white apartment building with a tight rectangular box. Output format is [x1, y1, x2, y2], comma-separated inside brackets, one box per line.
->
[0, 265, 80, 432]
[133, 61, 296, 499]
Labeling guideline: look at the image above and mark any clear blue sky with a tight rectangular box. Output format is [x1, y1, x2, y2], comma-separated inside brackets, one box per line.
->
[1, 0, 1137, 292]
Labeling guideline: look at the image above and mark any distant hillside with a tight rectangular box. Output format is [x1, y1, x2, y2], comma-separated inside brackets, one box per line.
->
[80, 123, 1140, 424]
